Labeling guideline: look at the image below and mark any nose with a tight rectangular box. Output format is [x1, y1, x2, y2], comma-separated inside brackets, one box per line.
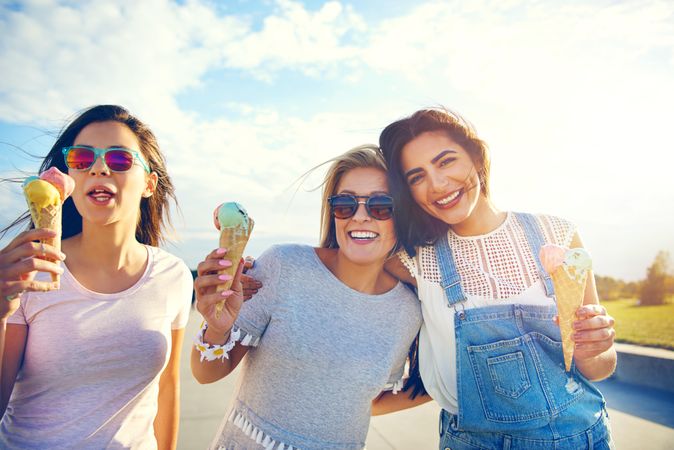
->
[89, 153, 110, 176]
[352, 200, 371, 222]
[429, 169, 448, 192]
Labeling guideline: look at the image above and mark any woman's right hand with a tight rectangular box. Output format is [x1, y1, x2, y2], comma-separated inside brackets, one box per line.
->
[0, 229, 64, 320]
[194, 248, 245, 344]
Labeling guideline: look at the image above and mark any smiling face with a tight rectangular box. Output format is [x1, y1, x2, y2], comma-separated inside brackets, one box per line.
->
[401, 130, 483, 227]
[68, 121, 156, 232]
[333, 167, 396, 266]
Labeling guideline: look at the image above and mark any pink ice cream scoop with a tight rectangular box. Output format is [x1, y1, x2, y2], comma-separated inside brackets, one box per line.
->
[539, 244, 567, 273]
[40, 167, 75, 202]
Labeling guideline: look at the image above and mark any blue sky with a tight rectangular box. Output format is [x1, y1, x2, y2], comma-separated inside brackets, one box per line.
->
[1, 0, 673, 281]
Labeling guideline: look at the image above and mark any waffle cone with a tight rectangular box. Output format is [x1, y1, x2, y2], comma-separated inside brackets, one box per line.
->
[29, 203, 62, 283]
[215, 219, 254, 318]
[552, 266, 588, 372]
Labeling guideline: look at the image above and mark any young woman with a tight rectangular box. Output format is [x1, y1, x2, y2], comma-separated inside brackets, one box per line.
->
[191, 145, 423, 450]
[379, 108, 617, 449]
[0, 105, 192, 449]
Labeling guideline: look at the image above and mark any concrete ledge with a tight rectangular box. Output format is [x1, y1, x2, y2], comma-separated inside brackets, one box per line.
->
[612, 343, 674, 393]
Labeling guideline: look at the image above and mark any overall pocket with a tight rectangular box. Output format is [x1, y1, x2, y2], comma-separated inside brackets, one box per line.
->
[462, 332, 584, 430]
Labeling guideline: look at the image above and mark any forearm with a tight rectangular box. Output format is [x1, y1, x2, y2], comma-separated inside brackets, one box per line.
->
[190, 347, 235, 384]
[154, 377, 179, 450]
[576, 346, 617, 381]
[190, 327, 246, 383]
[372, 388, 432, 416]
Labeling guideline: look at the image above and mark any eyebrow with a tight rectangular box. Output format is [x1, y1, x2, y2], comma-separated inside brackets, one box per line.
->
[404, 149, 457, 178]
[73, 144, 132, 149]
[338, 190, 390, 195]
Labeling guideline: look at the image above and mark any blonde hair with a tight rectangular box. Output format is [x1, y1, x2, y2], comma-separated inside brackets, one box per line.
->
[318, 145, 388, 248]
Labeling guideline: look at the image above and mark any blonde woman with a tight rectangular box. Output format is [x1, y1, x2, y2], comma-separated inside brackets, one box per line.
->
[192, 146, 422, 450]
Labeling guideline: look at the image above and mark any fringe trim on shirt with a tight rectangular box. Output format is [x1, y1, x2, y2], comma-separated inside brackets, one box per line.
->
[221, 408, 298, 450]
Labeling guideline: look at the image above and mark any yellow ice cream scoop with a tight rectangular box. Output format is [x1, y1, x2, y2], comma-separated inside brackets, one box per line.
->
[23, 179, 62, 209]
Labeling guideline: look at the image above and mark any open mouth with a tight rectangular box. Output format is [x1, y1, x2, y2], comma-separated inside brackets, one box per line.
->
[348, 230, 379, 241]
[87, 186, 116, 204]
[434, 189, 462, 207]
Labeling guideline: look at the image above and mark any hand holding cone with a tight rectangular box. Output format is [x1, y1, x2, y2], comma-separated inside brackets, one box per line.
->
[540, 245, 592, 372]
[213, 202, 254, 319]
[22, 167, 75, 284]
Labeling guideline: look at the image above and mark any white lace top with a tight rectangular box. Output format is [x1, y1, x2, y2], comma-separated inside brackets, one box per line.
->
[399, 212, 576, 413]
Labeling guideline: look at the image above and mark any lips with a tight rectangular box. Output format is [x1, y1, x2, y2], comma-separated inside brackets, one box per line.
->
[348, 230, 379, 241]
[86, 185, 116, 204]
[434, 188, 462, 209]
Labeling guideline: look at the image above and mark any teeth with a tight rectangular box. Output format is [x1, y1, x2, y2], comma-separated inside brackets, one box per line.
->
[436, 190, 460, 205]
[350, 231, 378, 239]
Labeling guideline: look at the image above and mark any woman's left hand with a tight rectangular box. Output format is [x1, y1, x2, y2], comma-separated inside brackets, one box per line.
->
[572, 304, 616, 361]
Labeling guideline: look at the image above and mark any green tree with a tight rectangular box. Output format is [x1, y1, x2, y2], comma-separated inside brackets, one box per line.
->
[640, 251, 671, 306]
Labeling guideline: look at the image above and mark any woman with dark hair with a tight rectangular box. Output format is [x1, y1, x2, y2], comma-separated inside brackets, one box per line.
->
[0, 105, 192, 449]
[191, 145, 423, 450]
[379, 108, 616, 449]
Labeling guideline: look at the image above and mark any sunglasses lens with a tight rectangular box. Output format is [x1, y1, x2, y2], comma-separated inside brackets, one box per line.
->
[66, 147, 95, 170]
[330, 196, 357, 219]
[367, 196, 394, 220]
[105, 150, 135, 172]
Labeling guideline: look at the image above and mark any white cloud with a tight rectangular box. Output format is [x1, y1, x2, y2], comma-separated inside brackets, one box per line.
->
[1, 0, 672, 279]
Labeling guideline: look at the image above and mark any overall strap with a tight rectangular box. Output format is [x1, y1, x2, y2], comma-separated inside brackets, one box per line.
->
[515, 212, 555, 297]
[434, 233, 467, 306]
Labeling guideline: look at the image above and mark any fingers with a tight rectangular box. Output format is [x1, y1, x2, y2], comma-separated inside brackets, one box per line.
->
[2, 241, 64, 265]
[194, 272, 230, 297]
[241, 274, 262, 301]
[573, 310, 615, 332]
[575, 304, 607, 320]
[0, 228, 58, 256]
[242, 256, 255, 273]
[574, 331, 616, 359]
[196, 248, 233, 276]
[572, 305, 616, 359]
[2, 254, 64, 281]
[0, 279, 60, 299]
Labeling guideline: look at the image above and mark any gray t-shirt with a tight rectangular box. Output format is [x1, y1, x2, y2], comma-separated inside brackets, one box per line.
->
[210, 244, 422, 450]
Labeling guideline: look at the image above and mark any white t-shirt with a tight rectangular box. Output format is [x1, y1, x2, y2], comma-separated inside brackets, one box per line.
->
[400, 212, 576, 413]
[1, 246, 193, 449]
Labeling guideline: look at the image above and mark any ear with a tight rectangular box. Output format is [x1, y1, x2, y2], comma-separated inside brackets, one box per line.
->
[143, 171, 159, 198]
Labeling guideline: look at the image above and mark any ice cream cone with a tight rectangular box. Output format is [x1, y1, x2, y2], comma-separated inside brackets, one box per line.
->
[551, 265, 588, 372]
[28, 203, 63, 283]
[213, 202, 254, 319]
[23, 169, 74, 286]
[215, 220, 254, 317]
[540, 245, 592, 372]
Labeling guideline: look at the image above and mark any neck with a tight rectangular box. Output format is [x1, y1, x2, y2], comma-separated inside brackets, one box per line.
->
[319, 248, 390, 295]
[451, 195, 506, 237]
[67, 221, 145, 270]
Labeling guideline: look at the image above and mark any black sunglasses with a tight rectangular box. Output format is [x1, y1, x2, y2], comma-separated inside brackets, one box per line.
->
[328, 194, 394, 221]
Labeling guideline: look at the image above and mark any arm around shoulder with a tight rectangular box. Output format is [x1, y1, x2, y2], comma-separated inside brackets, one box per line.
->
[385, 253, 417, 287]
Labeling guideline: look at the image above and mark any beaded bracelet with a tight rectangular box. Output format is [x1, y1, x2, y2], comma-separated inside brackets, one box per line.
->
[194, 321, 241, 362]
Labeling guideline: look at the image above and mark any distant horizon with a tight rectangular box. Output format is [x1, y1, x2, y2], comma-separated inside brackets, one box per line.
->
[2, 0, 672, 282]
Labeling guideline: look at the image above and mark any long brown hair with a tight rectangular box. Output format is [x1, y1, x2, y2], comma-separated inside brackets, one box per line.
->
[2, 105, 176, 247]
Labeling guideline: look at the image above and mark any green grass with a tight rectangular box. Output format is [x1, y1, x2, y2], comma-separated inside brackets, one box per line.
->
[603, 298, 674, 350]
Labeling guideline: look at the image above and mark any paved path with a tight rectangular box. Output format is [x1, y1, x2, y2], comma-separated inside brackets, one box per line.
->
[178, 312, 674, 449]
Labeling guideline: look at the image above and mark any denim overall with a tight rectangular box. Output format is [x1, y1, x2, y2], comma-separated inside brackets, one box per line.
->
[436, 213, 613, 450]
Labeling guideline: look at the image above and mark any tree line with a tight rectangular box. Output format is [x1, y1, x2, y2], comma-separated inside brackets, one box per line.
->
[596, 251, 674, 306]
